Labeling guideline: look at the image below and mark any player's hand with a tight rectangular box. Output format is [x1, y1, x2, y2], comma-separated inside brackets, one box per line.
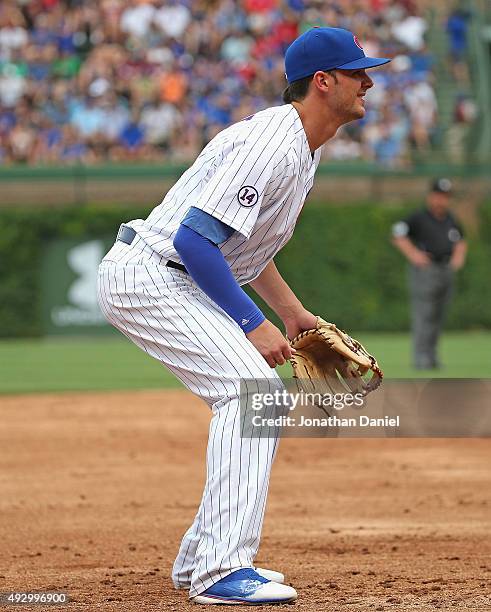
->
[449, 258, 464, 271]
[410, 250, 431, 267]
[246, 319, 295, 368]
[282, 308, 318, 341]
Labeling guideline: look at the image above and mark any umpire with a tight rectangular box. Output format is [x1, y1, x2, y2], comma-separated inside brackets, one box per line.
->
[392, 178, 467, 369]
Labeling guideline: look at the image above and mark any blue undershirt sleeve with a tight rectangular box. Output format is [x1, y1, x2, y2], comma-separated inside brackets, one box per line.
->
[173, 224, 265, 334]
[181, 207, 235, 244]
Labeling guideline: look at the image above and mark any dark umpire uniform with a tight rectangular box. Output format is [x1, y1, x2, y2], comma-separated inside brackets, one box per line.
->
[392, 179, 467, 369]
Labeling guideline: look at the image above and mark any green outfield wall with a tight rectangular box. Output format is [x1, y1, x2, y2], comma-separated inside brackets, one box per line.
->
[0, 163, 489, 207]
[0, 202, 489, 338]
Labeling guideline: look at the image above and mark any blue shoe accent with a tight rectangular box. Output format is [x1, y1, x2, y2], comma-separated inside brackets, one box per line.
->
[199, 569, 271, 603]
[212, 568, 269, 585]
[204, 569, 268, 598]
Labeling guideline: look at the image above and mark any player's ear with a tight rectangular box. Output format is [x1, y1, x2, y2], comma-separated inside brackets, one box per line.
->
[313, 71, 330, 92]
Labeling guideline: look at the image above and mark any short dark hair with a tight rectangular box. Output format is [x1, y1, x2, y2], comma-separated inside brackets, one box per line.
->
[282, 75, 314, 103]
[282, 70, 338, 103]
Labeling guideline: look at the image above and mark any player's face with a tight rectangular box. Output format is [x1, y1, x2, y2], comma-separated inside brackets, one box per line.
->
[427, 191, 451, 217]
[329, 69, 373, 121]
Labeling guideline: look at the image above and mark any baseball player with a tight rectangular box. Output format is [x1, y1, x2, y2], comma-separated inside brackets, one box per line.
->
[98, 27, 389, 605]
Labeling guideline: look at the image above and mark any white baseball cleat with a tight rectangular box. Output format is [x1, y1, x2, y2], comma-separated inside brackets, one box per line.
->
[191, 568, 297, 605]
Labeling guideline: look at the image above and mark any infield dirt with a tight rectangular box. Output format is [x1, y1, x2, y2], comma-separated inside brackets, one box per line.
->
[1, 390, 490, 611]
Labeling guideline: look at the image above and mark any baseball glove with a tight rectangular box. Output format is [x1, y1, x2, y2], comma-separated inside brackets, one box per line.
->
[289, 317, 383, 397]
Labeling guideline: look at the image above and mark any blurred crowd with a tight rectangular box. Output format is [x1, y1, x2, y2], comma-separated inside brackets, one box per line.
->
[0, 0, 468, 167]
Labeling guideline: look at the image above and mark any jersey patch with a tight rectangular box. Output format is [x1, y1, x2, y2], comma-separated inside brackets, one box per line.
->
[237, 186, 259, 208]
[448, 228, 461, 242]
[392, 221, 409, 237]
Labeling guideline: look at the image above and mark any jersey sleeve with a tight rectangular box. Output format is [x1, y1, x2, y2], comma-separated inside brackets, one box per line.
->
[181, 207, 235, 244]
[193, 134, 286, 239]
[450, 215, 465, 239]
[392, 212, 419, 239]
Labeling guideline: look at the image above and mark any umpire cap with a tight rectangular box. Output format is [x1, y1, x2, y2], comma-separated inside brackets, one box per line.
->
[431, 178, 453, 194]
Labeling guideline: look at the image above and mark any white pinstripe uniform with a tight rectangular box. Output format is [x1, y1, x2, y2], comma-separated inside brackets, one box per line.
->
[97, 103, 321, 597]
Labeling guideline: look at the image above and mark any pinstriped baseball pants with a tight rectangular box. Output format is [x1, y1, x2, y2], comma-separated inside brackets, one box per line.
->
[97, 255, 283, 598]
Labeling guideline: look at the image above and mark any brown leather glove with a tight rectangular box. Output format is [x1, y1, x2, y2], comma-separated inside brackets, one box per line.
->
[289, 317, 383, 397]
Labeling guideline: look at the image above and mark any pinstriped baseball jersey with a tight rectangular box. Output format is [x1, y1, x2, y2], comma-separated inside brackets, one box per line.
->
[98, 102, 322, 599]
[121, 104, 321, 284]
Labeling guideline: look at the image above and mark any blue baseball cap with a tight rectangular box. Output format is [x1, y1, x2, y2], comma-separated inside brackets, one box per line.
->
[285, 27, 391, 83]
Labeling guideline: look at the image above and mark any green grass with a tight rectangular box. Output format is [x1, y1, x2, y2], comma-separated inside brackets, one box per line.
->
[0, 336, 178, 395]
[0, 332, 490, 395]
